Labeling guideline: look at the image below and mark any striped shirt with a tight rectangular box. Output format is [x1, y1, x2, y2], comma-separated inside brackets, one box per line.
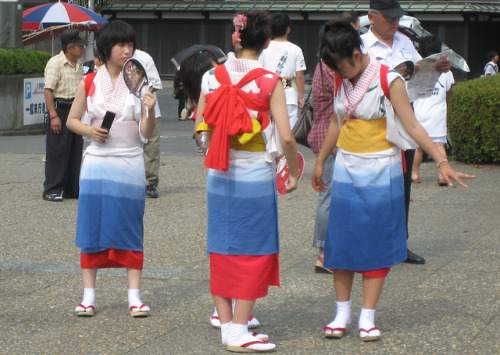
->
[44, 51, 84, 99]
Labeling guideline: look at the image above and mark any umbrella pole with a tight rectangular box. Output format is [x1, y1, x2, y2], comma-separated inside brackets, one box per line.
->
[51, 30, 54, 55]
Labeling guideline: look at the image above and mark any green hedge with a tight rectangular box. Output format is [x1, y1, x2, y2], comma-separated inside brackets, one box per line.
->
[448, 74, 500, 163]
[0, 48, 51, 76]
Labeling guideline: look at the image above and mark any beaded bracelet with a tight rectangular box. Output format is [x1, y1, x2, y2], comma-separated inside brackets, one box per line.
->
[437, 159, 448, 168]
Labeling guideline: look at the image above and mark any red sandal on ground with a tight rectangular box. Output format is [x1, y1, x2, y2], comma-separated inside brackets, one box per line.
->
[129, 304, 150, 317]
[75, 304, 95, 317]
[359, 327, 381, 342]
[226, 332, 275, 353]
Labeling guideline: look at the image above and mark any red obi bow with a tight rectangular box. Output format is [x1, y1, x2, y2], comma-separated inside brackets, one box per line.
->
[203, 65, 273, 171]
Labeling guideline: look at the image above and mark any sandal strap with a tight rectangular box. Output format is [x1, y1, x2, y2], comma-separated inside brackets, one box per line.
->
[130, 304, 148, 311]
[77, 304, 94, 311]
[324, 326, 346, 332]
[359, 327, 379, 334]
[241, 340, 268, 347]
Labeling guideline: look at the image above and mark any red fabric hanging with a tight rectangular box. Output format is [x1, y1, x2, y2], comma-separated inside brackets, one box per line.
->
[202, 65, 274, 171]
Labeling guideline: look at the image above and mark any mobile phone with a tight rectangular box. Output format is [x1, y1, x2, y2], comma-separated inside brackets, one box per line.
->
[101, 111, 116, 131]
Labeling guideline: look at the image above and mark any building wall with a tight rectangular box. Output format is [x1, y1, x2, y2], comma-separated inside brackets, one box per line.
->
[111, 17, 499, 81]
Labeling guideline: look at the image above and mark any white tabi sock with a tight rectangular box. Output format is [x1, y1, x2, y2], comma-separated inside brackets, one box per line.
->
[220, 321, 232, 345]
[128, 288, 142, 308]
[81, 288, 95, 307]
[359, 308, 376, 330]
[329, 300, 351, 329]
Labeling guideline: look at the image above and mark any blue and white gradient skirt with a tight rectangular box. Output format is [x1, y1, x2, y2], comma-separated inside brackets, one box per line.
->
[324, 148, 407, 271]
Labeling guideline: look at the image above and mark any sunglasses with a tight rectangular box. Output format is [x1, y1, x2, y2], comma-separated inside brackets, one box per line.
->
[370, 10, 401, 23]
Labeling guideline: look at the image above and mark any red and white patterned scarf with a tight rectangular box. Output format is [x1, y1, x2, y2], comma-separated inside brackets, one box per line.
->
[343, 56, 379, 118]
[99, 65, 130, 116]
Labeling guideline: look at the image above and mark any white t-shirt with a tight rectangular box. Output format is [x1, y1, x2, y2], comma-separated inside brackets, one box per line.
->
[412, 71, 454, 140]
[259, 40, 306, 105]
[133, 49, 162, 118]
[361, 29, 421, 69]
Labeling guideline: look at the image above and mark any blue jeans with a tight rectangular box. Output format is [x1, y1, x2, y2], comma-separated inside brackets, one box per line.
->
[313, 154, 335, 248]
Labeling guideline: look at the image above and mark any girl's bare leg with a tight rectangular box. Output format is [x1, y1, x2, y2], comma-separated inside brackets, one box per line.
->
[213, 296, 233, 324]
[333, 270, 354, 301]
[126, 267, 142, 289]
[82, 268, 97, 288]
[232, 299, 256, 325]
[361, 276, 385, 309]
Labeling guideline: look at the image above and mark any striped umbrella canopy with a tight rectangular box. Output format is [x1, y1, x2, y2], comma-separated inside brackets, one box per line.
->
[23, 1, 107, 31]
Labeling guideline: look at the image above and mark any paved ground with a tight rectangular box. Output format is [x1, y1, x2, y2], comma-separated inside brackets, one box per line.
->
[0, 86, 498, 354]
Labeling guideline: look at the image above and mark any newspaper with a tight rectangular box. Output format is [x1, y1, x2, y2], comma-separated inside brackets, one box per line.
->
[407, 50, 452, 102]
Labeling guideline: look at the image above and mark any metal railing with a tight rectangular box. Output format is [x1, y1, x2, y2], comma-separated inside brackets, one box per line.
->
[68, 0, 114, 10]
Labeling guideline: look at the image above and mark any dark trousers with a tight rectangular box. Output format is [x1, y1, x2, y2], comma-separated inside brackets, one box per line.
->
[403, 149, 415, 241]
[43, 107, 83, 197]
[177, 90, 186, 117]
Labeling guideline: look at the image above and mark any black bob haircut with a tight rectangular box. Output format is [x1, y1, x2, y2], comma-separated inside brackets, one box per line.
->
[96, 20, 136, 64]
[319, 20, 362, 71]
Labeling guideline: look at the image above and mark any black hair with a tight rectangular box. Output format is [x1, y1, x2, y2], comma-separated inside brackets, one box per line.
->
[237, 11, 272, 52]
[418, 36, 442, 57]
[339, 11, 359, 25]
[93, 47, 101, 61]
[179, 52, 217, 103]
[95, 20, 136, 64]
[319, 20, 362, 71]
[487, 50, 498, 60]
[271, 12, 290, 38]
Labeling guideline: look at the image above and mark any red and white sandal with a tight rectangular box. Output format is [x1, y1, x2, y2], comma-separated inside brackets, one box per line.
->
[130, 304, 150, 317]
[359, 327, 381, 342]
[75, 304, 95, 317]
[251, 332, 269, 342]
[324, 325, 347, 338]
[226, 333, 275, 353]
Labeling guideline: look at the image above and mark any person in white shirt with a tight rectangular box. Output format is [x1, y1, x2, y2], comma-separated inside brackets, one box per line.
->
[259, 12, 306, 129]
[483, 50, 498, 76]
[411, 36, 455, 186]
[133, 49, 163, 198]
[361, 0, 452, 265]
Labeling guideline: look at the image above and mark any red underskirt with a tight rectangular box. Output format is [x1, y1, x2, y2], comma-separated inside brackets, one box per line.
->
[335, 267, 391, 278]
[81, 249, 143, 270]
[210, 253, 280, 300]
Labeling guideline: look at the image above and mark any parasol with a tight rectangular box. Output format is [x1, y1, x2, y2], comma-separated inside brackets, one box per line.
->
[23, 1, 108, 55]
[23, 0, 107, 31]
[171, 44, 227, 70]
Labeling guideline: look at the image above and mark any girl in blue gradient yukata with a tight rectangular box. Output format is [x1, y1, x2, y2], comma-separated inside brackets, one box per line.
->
[312, 21, 473, 342]
[67, 20, 157, 318]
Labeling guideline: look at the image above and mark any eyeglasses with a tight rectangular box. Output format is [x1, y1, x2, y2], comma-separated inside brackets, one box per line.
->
[369, 10, 401, 23]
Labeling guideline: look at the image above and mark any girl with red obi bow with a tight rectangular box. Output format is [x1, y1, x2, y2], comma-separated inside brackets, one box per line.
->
[195, 11, 299, 353]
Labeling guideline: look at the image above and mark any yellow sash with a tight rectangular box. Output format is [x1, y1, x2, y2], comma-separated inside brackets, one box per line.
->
[197, 119, 266, 152]
[337, 118, 395, 154]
